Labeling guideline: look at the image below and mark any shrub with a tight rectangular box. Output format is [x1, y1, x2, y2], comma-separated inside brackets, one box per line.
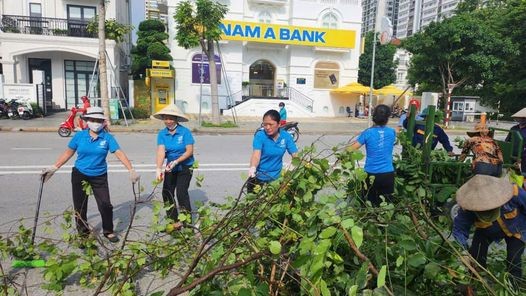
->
[130, 106, 150, 119]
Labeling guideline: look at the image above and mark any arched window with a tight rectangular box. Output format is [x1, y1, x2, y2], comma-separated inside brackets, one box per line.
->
[258, 11, 272, 24]
[321, 13, 338, 29]
[314, 61, 340, 89]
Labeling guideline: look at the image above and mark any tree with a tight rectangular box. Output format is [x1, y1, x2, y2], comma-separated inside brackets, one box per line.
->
[402, 13, 515, 109]
[358, 31, 397, 89]
[174, 0, 228, 125]
[98, 0, 110, 124]
[130, 19, 172, 80]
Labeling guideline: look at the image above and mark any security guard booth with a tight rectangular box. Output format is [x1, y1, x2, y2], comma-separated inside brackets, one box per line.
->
[146, 60, 175, 113]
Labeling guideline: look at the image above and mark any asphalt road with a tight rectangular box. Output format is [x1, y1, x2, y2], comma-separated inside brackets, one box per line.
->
[0, 132, 355, 233]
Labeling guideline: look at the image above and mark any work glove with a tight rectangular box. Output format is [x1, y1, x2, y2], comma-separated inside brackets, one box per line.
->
[129, 169, 140, 184]
[41, 165, 58, 183]
[165, 160, 179, 173]
[156, 168, 163, 181]
[248, 166, 257, 178]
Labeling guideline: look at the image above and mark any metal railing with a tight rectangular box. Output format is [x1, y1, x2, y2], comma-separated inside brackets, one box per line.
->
[287, 87, 314, 112]
[0, 15, 95, 38]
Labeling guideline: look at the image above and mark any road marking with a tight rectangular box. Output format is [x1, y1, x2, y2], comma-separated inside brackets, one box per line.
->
[0, 163, 249, 169]
[11, 147, 52, 151]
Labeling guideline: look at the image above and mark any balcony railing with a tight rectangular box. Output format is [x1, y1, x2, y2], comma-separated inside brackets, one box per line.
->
[0, 15, 96, 38]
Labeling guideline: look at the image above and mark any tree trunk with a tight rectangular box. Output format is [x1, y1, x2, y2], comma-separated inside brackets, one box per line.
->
[206, 39, 220, 125]
[98, 0, 110, 125]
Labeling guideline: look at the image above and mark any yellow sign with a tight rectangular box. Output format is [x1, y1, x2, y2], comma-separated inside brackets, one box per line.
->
[148, 69, 174, 78]
[220, 20, 356, 49]
[152, 60, 170, 68]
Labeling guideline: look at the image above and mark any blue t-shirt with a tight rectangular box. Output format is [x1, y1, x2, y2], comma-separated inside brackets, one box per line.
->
[356, 126, 396, 173]
[68, 130, 120, 177]
[279, 107, 287, 121]
[253, 129, 298, 181]
[157, 125, 195, 171]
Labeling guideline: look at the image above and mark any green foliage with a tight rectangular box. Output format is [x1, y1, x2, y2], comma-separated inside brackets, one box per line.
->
[130, 19, 172, 79]
[30, 103, 43, 117]
[86, 17, 133, 43]
[128, 106, 150, 119]
[201, 120, 237, 128]
[0, 140, 520, 295]
[358, 31, 397, 89]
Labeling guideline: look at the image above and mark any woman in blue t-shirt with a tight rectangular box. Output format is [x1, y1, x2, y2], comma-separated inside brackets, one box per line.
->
[350, 104, 396, 206]
[154, 105, 195, 230]
[248, 109, 298, 193]
[41, 107, 139, 243]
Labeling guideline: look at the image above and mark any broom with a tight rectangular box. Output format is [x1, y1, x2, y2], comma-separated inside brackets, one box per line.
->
[11, 176, 46, 268]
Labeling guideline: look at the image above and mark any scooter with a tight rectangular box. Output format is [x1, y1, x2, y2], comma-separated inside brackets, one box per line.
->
[58, 106, 87, 137]
[0, 99, 9, 118]
[254, 121, 300, 143]
[17, 98, 34, 120]
[7, 99, 20, 119]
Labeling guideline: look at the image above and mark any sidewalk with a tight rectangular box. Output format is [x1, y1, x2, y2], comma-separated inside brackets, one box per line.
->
[0, 111, 516, 135]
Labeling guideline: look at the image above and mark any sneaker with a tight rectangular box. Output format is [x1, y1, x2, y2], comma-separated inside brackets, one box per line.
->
[104, 233, 120, 243]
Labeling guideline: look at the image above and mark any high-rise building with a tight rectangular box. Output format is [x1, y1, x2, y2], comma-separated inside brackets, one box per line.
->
[361, 0, 398, 36]
[146, 0, 169, 23]
[396, 0, 460, 38]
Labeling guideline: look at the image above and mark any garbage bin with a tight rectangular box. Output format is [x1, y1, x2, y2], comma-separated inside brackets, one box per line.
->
[109, 99, 119, 120]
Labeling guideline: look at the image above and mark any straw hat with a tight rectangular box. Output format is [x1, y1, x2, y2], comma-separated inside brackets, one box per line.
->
[456, 175, 514, 211]
[82, 107, 106, 120]
[153, 105, 189, 122]
[466, 123, 493, 137]
[511, 107, 526, 118]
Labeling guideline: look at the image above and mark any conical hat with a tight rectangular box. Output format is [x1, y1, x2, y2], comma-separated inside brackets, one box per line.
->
[466, 123, 493, 137]
[511, 107, 526, 118]
[153, 105, 189, 122]
[456, 175, 513, 211]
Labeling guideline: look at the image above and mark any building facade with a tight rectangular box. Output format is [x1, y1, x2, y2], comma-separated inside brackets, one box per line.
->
[396, 0, 460, 38]
[361, 0, 398, 37]
[167, 0, 362, 117]
[145, 0, 168, 24]
[0, 0, 131, 111]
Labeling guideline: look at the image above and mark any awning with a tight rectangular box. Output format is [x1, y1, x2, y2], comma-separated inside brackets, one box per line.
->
[330, 82, 371, 95]
[373, 84, 410, 96]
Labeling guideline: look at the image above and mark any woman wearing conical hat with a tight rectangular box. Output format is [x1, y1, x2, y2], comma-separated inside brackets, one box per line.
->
[453, 175, 526, 287]
[153, 105, 195, 230]
[459, 123, 503, 177]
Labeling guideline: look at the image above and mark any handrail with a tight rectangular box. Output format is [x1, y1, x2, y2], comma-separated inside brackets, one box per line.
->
[1, 14, 96, 38]
[287, 87, 314, 112]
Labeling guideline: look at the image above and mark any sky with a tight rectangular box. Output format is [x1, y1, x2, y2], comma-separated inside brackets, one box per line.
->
[130, 0, 146, 44]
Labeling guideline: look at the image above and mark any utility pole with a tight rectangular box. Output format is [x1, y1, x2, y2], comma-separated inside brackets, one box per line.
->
[98, 0, 110, 124]
[444, 83, 456, 128]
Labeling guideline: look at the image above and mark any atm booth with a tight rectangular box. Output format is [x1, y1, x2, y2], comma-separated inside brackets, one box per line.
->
[146, 60, 175, 113]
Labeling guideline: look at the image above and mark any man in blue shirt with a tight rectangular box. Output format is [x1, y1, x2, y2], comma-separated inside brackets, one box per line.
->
[403, 107, 454, 155]
[248, 109, 297, 192]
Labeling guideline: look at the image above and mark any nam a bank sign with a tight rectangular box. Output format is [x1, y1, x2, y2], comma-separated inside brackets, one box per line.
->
[220, 20, 356, 49]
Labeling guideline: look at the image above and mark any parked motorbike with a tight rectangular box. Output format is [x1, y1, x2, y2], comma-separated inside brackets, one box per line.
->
[16, 98, 34, 120]
[0, 99, 9, 119]
[7, 99, 20, 119]
[58, 106, 87, 137]
[254, 121, 300, 143]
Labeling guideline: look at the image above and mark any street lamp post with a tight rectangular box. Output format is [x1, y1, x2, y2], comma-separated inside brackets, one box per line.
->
[444, 83, 456, 128]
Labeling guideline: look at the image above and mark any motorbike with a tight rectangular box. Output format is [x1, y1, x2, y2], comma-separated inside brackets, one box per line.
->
[7, 99, 20, 119]
[0, 99, 9, 119]
[58, 106, 87, 137]
[16, 98, 34, 120]
[254, 121, 300, 143]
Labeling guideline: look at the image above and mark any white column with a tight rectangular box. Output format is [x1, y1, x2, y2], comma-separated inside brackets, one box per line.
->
[1, 60, 16, 83]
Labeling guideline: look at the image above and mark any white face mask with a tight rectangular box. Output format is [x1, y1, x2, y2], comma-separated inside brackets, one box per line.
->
[87, 121, 103, 133]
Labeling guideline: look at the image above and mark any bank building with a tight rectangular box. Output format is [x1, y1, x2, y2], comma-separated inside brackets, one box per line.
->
[167, 0, 362, 118]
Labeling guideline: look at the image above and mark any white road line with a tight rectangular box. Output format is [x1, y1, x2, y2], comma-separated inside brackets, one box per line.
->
[0, 163, 249, 169]
[0, 168, 248, 175]
[11, 147, 52, 150]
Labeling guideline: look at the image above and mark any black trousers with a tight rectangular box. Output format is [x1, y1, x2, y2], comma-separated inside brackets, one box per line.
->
[470, 227, 525, 283]
[473, 162, 502, 177]
[363, 171, 395, 207]
[71, 167, 113, 235]
[162, 165, 193, 222]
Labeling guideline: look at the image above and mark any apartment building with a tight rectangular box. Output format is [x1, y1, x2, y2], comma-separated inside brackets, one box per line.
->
[145, 0, 168, 23]
[396, 0, 460, 38]
[0, 0, 131, 111]
[361, 0, 398, 36]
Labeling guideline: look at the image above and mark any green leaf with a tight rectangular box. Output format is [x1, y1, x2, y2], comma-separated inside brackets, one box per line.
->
[341, 218, 354, 229]
[303, 191, 313, 202]
[269, 241, 281, 255]
[319, 226, 337, 239]
[424, 262, 441, 279]
[348, 285, 358, 296]
[407, 252, 427, 268]
[319, 279, 330, 296]
[351, 226, 363, 249]
[396, 255, 404, 267]
[377, 265, 387, 288]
